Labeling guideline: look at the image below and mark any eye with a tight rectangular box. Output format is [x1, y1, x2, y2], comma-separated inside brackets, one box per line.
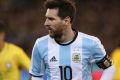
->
[48, 17, 55, 21]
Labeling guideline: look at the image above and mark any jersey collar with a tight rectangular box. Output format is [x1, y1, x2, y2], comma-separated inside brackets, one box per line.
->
[55, 29, 78, 46]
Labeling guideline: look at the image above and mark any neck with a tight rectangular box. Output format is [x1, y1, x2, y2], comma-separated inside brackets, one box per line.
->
[0, 41, 5, 52]
[55, 26, 75, 43]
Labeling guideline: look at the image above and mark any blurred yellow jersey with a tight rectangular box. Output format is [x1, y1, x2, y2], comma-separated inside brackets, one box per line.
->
[0, 42, 30, 80]
[111, 48, 120, 80]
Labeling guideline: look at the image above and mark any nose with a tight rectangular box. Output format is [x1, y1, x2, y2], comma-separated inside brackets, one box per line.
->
[44, 19, 49, 26]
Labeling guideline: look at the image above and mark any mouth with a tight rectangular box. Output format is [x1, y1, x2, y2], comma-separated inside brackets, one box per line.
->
[46, 26, 52, 30]
[46, 26, 54, 32]
[46, 27, 52, 32]
[47, 28, 52, 32]
[48, 29, 54, 34]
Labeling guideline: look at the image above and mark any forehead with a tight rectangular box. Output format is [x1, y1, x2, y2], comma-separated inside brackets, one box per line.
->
[45, 8, 59, 17]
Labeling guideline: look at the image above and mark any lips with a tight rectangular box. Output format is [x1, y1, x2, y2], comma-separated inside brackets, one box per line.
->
[46, 26, 52, 30]
[46, 27, 53, 33]
[48, 28, 53, 33]
[48, 28, 52, 31]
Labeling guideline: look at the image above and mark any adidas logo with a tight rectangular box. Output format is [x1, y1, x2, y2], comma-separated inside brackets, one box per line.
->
[50, 56, 57, 62]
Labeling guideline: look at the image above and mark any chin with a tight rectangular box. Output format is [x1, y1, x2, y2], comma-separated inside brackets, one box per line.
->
[49, 34, 55, 38]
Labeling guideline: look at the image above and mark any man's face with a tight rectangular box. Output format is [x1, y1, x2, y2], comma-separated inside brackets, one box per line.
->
[44, 8, 66, 38]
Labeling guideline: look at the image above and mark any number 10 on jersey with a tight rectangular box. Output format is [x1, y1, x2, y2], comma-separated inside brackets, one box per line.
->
[59, 66, 72, 80]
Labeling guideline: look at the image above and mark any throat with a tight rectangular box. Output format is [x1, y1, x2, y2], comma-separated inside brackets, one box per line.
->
[55, 30, 77, 45]
[61, 39, 73, 44]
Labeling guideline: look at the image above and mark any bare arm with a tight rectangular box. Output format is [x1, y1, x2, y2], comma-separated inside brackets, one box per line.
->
[29, 75, 32, 80]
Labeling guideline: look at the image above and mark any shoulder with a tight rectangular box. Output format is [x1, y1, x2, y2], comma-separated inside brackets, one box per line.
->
[5, 42, 26, 55]
[6, 42, 23, 51]
[35, 35, 49, 44]
[77, 32, 102, 49]
[32, 35, 50, 56]
[112, 48, 120, 58]
[78, 32, 100, 42]
[113, 48, 120, 53]
[33, 35, 50, 52]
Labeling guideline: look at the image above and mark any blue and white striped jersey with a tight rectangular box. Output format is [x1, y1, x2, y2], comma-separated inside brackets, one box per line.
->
[29, 32, 106, 80]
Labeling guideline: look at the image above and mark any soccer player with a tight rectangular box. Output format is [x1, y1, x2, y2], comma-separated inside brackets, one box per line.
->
[29, 0, 115, 80]
[111, 47, 120, 80]
[0, 21, 30, 80]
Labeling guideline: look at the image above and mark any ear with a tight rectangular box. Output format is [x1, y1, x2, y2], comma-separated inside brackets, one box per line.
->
[63, 16, 71, 25]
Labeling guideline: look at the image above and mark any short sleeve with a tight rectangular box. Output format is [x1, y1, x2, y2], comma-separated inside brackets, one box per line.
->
[91, 38, 106, 63]
[29, 40, 45, 77]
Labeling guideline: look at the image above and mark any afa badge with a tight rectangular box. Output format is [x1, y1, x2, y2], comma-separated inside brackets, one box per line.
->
[72, 53, 81, 63]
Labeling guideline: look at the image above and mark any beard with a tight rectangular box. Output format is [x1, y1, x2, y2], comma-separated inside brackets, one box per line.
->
[48, 28, 63, 39]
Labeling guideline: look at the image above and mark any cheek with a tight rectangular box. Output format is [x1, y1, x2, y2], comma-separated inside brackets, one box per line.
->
[52, 21, 64, 31]
[56, 24, 63, 32]
[58, 21, 65, 28]
[52, 23, 60, 30]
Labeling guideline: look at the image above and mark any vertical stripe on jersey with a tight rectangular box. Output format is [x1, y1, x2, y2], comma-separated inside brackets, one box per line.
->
[82, 37, 92, 80]
[59, 46, 71, 80]
[48, 37, 60, 80]
[41, 38, 48, 79]
[71, 33, 82, 80]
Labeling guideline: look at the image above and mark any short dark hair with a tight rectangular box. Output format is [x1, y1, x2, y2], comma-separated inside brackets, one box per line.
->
[0, 20, 7, 32]
[44, 0, 76, 23]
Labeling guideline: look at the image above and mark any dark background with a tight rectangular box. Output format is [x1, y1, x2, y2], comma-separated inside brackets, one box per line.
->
[0, 0, 120, 56]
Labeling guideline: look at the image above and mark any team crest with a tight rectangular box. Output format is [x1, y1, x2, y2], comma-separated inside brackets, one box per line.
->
[5, 62, 12, 71]
[72, 53, 81, 63]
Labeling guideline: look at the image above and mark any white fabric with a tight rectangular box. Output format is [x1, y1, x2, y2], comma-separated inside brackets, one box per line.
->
[29, 32, 107, 80]
[32, 76, 43, 80]
[100, 65, 116, 80]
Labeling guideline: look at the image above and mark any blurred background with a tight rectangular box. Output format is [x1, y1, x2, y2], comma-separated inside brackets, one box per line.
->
[0, 0, 120, 80]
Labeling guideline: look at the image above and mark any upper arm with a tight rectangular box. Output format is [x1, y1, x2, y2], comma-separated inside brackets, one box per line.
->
[91, 38, 106, 62]
[91, 38, 112, 69]
[29, 40, 45, 78]
[17, 48, 30, 71]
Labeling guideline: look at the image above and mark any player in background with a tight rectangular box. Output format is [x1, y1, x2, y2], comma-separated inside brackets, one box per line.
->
[111, 47, 120, 80]
[29, 0, 115, 80]
[0, 20, 30, 80]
